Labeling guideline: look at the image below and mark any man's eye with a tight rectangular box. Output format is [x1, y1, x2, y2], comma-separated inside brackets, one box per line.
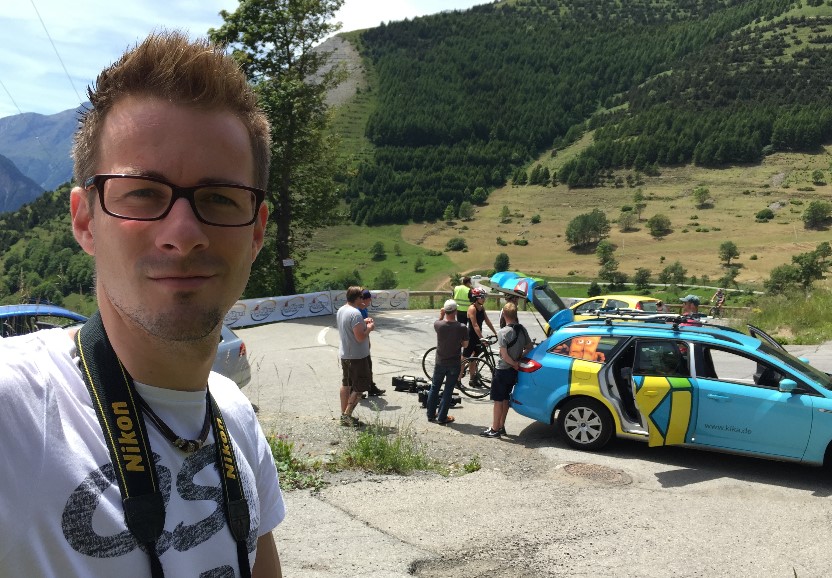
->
[204, 192, 241, 208]
[124, 188, 163, 199]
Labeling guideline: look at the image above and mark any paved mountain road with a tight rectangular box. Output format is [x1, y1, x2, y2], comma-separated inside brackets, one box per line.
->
[239, 310, 832, 578]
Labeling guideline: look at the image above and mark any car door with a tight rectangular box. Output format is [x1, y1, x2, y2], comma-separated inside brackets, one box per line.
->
[631, 339, 694, 447]
[690, 344, 812, 459]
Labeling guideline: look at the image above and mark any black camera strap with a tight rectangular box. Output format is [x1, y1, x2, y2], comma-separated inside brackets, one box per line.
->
[75, 312, 251, 578]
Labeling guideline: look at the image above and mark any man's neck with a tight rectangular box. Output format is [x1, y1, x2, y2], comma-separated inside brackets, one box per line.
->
[98, 305, 216, 392]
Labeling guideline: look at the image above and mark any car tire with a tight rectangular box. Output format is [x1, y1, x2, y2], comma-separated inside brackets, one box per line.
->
[557, 397, 613, 451]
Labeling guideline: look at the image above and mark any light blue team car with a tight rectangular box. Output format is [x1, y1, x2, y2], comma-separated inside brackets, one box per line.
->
[511, 312, 832, 466]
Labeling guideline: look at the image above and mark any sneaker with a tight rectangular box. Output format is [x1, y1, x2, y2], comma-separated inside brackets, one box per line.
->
[436, 415, 456, 425]
[340, 415, 363, 427]
[427, 416, 436, 423]
[498, 426, 507, 436]
[479, 428, 501, 438]
[368, 386, 386, 397]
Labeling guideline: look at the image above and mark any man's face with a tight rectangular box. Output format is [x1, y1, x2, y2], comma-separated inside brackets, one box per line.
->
[70, 96, 267, 342]
[682, 300, 698, 313]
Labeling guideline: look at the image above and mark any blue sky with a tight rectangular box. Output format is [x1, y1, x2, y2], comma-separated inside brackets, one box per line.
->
[0, 0, 485, 120]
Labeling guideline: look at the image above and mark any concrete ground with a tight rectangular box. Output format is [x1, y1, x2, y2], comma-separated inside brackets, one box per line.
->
[239, 309, 832, 578]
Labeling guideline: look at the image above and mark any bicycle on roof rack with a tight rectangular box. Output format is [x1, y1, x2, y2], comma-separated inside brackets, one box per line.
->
[421, 334, 498, 399]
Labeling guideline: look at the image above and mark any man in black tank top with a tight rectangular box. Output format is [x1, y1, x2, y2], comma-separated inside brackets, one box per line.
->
[461, 288, 496, 384]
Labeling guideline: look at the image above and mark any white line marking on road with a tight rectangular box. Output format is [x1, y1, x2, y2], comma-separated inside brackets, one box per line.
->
[317, 327, 329, 345]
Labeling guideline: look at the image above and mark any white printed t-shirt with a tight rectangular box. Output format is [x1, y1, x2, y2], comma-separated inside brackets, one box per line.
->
[0, 328, 285, 578]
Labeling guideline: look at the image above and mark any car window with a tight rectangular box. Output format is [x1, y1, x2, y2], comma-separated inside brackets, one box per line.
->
[639, 301, 658, 313]
[633, 340, 690, 377]
[550, 336, 622, 363]
[756, 342, 832, 391]
[607, 299, 629, 310]
[697, 346, 788, 390]
[574, 299, 603, 315]
[532, 285, 565, 320]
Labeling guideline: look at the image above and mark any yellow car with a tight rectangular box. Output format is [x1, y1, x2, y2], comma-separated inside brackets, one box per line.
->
[570, 295, 662, 321]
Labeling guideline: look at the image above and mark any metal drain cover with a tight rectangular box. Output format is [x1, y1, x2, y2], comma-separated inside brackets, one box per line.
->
[563, 463, 631, 485]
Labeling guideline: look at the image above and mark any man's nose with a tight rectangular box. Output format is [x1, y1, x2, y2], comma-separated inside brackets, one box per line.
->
[154, 197, 209, 253]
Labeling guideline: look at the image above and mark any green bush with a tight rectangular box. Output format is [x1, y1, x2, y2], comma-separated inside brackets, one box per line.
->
[374, 268, 398, 289]
[445, 237, 468, 251]
[756, 208, 775, 221]
[512, 239, 529, 246]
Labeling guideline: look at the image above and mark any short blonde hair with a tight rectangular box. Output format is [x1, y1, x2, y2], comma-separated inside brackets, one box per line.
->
[72, 30, 271, 190]
[502, 302, 518, 321]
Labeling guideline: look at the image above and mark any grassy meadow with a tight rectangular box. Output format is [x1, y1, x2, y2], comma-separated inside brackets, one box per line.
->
[300, 140, 832, 295]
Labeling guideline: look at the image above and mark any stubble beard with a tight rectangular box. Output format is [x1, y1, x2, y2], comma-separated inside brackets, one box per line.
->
[110, 288, 223, 343]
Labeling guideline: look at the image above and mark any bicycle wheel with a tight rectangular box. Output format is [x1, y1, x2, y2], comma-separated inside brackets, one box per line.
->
[458, 357, 493, 399]
[421, 347, 437, 380]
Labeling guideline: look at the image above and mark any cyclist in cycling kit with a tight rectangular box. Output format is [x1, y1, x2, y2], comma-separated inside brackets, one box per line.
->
[710, 288, 726, 318]
[461, 287, 496, 385]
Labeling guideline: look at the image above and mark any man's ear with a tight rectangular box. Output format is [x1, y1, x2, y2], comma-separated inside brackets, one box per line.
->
[70, 187, 95, 256]
[251, 202, 268, 262]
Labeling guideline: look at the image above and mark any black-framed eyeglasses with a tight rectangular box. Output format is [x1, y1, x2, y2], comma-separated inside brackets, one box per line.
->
[84, 174, 266, 227]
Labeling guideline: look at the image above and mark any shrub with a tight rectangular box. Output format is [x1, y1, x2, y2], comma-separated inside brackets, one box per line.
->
[756, 208, 775, 221]
[496, 237, 508, 246]
[445, 237, 467, 251]
[374, 268, 398, 289]
[494, 253, 510, 272]
[647, 214, 672, 237]
[531, 214, 541, 224]
[587, 281, 601, 297]
[512, 239, 529, 246]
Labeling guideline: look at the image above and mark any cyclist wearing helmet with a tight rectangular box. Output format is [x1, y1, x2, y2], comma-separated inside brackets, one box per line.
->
[461, 287, 496, 385]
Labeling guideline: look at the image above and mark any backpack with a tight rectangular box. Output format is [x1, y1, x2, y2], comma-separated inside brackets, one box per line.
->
[505, 322, 529, 349]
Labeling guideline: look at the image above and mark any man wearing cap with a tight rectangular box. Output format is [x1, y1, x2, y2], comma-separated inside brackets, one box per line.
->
[359, 289, 385, 397]
[426, 299, 468, 425]
[452, 276, 473, 325]
[680, 294, 701, 316]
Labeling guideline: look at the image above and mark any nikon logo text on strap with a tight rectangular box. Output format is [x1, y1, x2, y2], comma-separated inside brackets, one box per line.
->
[113, 401, 145, 472]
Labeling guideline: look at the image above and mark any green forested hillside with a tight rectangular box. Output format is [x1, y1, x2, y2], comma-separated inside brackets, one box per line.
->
[0, 184, 94, 306]
[6, 0, 832, 304]
[344, 0, 832, 224]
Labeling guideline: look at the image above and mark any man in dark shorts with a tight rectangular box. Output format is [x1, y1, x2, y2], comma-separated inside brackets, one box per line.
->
[481, 302, 532, 438]
[426, 299, 468, 425]
[338, 286, 375, 426]
[462, 287, 496, 385]
[358, 288, 385, 397]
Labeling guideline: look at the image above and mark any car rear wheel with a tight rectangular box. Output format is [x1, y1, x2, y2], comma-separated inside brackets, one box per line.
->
[557, 397, 613, 451]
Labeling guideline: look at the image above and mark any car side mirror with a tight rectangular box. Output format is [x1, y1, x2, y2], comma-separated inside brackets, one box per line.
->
[779, 379, 798, 393]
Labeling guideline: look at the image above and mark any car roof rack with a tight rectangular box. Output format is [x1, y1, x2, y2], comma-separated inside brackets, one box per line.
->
[572, 311, 745, 340]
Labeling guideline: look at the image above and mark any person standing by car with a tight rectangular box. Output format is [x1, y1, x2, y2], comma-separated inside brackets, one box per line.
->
[452, 276, 473, 325]
[0, 31, 284, 577]
[499, 293, 521, 328]
[338, 286, 375, 426]
[482, 302, 533, 438]
[358, 289, 385, 397]
[462, 287, 497, 385]
[426, 299, 468, 425]
[680, 294, 701, 316]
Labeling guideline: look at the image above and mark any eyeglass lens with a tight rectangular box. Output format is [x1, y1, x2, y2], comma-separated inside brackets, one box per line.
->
[101, 176, 257, 226]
